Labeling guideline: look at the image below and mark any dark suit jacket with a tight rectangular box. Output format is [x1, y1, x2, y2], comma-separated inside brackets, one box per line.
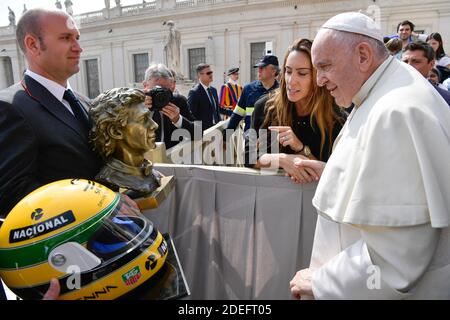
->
[0, 75, 102, 217]
[187, 83, 220, 131]
[434, 84, 450, 107]
[152, 93, 198, 149]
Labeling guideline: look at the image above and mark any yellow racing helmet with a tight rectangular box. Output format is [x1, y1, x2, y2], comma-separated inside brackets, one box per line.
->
[0, 179, 168, 300]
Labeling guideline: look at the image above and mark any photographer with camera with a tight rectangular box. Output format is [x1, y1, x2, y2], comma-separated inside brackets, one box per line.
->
[143, 63, 197, 149]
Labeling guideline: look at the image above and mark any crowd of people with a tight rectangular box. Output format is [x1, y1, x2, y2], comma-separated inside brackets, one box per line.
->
[0, 7, 450, 300]
[384, 20, 450, 91]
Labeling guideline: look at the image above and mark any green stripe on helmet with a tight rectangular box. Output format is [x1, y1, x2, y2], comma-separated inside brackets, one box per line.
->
[0, 194, 120, 270]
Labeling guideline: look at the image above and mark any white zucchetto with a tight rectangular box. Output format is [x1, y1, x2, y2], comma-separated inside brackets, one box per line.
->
[321, 12, 383, 43]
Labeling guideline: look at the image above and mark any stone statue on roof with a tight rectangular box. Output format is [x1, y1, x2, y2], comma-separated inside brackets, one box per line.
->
[64, 0, 74, 16]
[8, 7, 15, 27]
[164, 21, 183, 79]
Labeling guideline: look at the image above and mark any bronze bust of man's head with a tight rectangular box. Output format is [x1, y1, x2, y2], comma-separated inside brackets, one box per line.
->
[90, 87, 161, 195]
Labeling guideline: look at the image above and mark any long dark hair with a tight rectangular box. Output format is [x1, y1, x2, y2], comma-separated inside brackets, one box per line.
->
[262, 38, 343, 158]
[426, 32, 446, 60]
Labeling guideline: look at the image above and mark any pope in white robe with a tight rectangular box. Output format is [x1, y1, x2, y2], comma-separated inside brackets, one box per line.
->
[290, 12, 450, 299]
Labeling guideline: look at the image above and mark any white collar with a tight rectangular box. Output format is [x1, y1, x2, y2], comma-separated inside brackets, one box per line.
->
[352, 56, 393, 108]
[199, 81, 211, 91]
[25, 69, 73, 102]
[228, 79, 238, 85]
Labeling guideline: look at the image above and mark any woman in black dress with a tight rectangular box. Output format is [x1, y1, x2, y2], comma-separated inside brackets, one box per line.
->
[245, 38, 346, 183]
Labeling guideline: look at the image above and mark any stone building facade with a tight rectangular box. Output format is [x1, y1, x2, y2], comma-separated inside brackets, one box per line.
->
[0, 0, 449, 96]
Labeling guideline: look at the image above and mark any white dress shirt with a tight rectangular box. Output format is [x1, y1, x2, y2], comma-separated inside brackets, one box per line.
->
[199, 80, 217, 124]
[24, 69, 75, 115]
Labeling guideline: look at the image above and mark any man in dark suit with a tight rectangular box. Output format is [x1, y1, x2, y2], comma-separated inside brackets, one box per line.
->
[143, 63, 198, 149]
[0, 8, 102, 219]
[187, 63, 221, 131]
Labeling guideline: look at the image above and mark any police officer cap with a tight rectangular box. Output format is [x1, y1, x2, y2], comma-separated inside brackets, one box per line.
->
[227, 67, 239, 75]
[254, 55, 279, 68]
[321, 11, 383, 43]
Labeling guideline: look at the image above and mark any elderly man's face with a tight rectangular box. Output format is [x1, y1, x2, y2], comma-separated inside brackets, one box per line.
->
[143, 76, 175, 106]
[312, 30, 364, 108]
[143, 76, 173, 90]
[121, 102, 158, 153]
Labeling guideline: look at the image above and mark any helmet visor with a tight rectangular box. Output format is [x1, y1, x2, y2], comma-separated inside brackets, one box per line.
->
[87, 194, 155, 262]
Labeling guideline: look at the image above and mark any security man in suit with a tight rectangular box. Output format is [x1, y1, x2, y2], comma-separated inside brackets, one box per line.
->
[187, 63, 221, 131]
[0, 8, 102, 218]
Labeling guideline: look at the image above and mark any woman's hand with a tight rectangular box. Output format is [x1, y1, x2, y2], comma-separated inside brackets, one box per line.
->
[269, 126, 304, 152]
[280, 155, 320, 184]
[293, 158, 325, 180]
[257, 154, 324, 184]
[279, 156, 327, 184]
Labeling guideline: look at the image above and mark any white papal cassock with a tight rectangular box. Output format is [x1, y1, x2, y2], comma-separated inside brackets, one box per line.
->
[310, 55, 450, 299]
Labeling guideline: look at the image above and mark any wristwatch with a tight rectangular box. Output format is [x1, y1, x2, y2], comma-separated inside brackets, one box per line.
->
[302, 145, 311, 157]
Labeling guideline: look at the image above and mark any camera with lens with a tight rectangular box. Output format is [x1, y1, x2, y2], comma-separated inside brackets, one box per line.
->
[145, 86, 173, 111]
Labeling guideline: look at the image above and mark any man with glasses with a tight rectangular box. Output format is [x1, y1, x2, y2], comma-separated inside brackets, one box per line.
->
[187, 63, 220, 130]
[225, 55, 279, 135]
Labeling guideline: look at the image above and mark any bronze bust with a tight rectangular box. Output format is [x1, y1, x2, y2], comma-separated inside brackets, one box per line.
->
[90, 87, 162, 195]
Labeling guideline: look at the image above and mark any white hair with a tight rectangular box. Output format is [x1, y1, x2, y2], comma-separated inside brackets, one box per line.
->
[144, 63, 173, 82]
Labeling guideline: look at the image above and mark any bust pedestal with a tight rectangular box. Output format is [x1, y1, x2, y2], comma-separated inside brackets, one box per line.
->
[130, 175, 175, 210]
